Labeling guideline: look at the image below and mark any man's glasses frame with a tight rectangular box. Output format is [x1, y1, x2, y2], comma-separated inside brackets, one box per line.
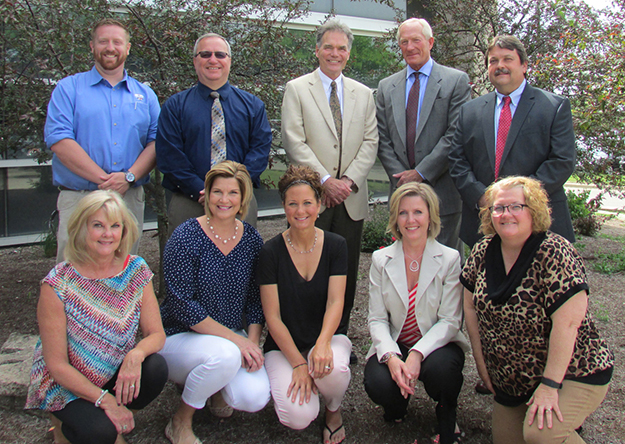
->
[195, 51, 230, 60]
[489, 204, 528, 216]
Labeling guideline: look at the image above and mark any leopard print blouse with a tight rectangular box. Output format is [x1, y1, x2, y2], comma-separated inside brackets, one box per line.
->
[462, 232, 613, 400]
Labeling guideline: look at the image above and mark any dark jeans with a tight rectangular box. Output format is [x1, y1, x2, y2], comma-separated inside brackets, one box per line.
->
[364, 342, 465, 444]
[52, 353, 168, 444]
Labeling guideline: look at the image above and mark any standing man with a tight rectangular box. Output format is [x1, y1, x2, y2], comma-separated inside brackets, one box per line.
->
[449, 35, 576, 247]
[45, 18, 160, 263]
[156, 33, 272, 232]
[377, 18, 471, 255]
[282, 19, 378, 360]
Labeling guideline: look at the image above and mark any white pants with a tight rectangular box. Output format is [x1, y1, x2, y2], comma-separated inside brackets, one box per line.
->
[159, 331, 270, 411]
[56, 187, 145, 263]
[264, 334, 352, 430]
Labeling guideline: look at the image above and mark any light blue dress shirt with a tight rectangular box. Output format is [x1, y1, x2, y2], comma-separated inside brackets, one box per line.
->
[405, 57, 433, 130]
[45, 66, 160, 190]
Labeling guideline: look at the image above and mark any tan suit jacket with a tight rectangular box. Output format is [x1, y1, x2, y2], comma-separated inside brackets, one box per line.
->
[281, 70, 378, 221]
[367, 238, 470, 361]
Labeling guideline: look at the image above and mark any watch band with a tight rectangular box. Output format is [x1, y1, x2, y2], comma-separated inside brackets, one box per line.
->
[541, 376, 563, 389]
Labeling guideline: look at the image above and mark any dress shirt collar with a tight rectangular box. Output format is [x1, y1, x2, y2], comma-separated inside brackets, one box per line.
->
[317, 67, 344, 96]
[495, 78, 526, 107]
[87, 65, 130, 91]
[197, 81, 233, 101]
[406, 57, 433, 80]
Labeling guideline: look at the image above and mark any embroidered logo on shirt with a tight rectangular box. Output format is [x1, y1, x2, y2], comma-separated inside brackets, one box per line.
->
[134, 93, 144, 101]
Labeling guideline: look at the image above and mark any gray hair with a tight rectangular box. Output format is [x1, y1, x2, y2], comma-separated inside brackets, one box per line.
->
[396, 18, 433, 43]
[193, 33, 232, 57]
[316, 18, 354, 50]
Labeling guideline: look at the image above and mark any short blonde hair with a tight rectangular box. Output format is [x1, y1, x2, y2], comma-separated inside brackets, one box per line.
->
[65, 190, 138, 265]
[203, 161, 253, 220]
[388, 182, 441, 240]
[479, 176, 552, 236]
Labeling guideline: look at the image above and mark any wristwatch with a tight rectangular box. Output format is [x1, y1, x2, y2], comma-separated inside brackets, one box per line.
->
[125, 171, 136, 184]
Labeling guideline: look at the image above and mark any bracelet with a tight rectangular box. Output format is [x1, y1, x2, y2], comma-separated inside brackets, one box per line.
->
[292, 363, 307, 370]
[380, 351, 401, 364]
[541, 377, 563, 389]
[95, 389, 108, 408]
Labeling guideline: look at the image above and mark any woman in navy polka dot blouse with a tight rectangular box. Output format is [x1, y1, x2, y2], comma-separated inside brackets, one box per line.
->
[159, 161, 270, 444]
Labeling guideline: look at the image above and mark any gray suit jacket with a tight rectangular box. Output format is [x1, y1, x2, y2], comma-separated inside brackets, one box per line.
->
[376, 61, 471, 216]
[449, 84, 576, 247]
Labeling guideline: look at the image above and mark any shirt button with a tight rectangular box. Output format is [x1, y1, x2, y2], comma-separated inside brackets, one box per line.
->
[114, 162, 117, 165]
[113, 104, 117, 107]
[114, 142, 117, 145]
[114, 123, 117, 126]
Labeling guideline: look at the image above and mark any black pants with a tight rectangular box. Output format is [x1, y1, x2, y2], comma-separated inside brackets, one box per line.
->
[316, 202, 363, 334]
[52, 353, 168, 444]
[364, 343, 464, 444]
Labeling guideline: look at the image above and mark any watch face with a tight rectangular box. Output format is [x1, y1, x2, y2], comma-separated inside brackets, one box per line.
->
[125, 171, 136, 183]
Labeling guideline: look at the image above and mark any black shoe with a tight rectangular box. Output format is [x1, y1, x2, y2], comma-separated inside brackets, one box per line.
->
[475, 382, 492, 395]
[349, 351, 358, 365]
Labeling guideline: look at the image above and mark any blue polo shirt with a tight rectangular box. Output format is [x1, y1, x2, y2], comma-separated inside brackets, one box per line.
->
[155, 81, 272, 198]
[44, 66, 160, 190]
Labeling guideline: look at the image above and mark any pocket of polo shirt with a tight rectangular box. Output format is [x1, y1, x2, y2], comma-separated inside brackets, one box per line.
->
[122, 102, 150, 134]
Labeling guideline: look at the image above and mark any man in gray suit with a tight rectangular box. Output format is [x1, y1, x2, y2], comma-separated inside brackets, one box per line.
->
[449, 35, 576, 247]
[377, 18, 471, 254]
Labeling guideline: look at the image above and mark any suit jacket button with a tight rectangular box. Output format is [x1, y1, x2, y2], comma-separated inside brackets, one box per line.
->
[334, 145, 338, 149]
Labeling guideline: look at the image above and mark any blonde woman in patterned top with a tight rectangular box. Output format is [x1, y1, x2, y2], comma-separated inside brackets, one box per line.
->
[25, 190, 167, 444]
[462, 176, 613, 444]
[364, 183, 469, 444]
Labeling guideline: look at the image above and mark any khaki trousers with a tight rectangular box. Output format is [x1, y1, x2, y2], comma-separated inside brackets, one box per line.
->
[492, 380, 609, 444]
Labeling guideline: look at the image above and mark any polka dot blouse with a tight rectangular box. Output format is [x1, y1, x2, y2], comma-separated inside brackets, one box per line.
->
[160, 218, 264, 336]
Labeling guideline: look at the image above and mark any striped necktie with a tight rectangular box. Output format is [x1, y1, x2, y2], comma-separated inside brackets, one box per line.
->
[210, 91, 226, 167]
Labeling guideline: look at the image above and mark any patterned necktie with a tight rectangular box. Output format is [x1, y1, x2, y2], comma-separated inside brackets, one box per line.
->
[210, 91, 226, 167]
[495, 96, 512, 179]
[330, 80, 343, 177]
[406, 72, 420, 169]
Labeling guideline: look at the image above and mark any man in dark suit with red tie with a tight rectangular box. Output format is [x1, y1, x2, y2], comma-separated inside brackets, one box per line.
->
[449, 35, 576, 247]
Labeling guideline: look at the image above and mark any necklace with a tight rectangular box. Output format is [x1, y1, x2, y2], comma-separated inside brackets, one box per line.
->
[206, 217, 238, 244]
[286, 229, 317, 254]
[404, 251, 424, 272]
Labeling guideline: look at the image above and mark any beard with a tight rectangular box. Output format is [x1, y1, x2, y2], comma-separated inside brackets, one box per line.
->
[94, 50, 127, 71]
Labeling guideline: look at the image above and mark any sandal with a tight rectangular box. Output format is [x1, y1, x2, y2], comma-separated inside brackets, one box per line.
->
[323, 423, 345, 444]
[431, 430, 465, 444]
[165, 419, 203, 444]
[208, 393, 233, 418]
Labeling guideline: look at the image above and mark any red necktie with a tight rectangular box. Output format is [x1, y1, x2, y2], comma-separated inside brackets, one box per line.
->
[406, 72, 420, 169]
[495, 96, 511, 179]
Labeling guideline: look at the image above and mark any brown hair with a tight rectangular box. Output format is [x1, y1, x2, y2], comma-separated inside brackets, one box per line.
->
[91, 18, 130, 42]
[278, 165, 324, 203]
[203, 161, 253, 220]
[486, 35, 528, 67]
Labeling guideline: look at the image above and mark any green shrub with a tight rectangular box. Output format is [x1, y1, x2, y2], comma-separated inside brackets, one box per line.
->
[361, 202, 395, 252]
[566, 189, 605, 237]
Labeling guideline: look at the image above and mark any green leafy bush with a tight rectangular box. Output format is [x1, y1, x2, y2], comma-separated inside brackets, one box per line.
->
[361, 203, 395, 252]
[566, 189, 604, 237]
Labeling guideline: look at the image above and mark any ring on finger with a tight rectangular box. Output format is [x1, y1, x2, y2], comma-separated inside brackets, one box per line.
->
[122, 425, 128, 431]
[325, 365, 331, 370]
[129, 384, 135, 389]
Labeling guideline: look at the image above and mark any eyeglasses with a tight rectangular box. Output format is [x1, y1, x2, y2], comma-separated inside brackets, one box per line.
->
[195, 51, 229, 59]
[489, 204, 528, 216]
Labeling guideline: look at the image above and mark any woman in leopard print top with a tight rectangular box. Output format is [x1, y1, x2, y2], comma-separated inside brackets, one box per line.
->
[461, 176, 613, 444]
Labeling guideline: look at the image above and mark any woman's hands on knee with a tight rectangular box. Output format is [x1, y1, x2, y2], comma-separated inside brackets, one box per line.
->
[100, 392, 135, 434]
[387, 355, 415, 398]
[232, 335, 264, 372]
[527, 385, 563, 430]
[288, 364, 318, 405]
[309, 341, 334, 379]
[115, 349, 144, 405]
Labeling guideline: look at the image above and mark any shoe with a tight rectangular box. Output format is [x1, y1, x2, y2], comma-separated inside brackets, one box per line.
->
[349, 351, 358, 365]
[323, 423, 345, 444]
[165, 419, 203, 444]
[475, 382, 492, 395]
[208, 392, 233, 418]
[431, 430, 465, 443]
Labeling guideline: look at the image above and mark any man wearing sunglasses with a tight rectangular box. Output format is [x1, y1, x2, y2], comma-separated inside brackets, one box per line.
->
[45, 18, 160, 262]
[156, 33, 272, 232]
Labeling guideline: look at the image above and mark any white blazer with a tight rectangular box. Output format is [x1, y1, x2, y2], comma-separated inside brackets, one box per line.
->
[367, 237, 470, 361]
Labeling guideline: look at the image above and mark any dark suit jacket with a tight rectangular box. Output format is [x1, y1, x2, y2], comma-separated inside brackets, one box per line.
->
[449, 84, 576, 247]
[377, 61, 471, 217]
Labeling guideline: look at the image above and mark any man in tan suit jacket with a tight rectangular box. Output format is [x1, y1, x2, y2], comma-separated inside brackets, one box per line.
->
[281, 19, 378, 358]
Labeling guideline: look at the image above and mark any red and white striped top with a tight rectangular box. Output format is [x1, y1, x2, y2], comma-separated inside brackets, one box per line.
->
[397, 283, 423, 348]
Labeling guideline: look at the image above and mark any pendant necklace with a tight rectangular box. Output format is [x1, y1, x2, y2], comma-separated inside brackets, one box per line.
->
[404, 252, 424, 272]
[206, 217, 238, 244]
[286, 229, 317, 254]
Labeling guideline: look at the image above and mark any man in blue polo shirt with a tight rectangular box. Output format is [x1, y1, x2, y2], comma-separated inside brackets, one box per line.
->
[45, 18, 160, 262]
[156, 33, 272, 232]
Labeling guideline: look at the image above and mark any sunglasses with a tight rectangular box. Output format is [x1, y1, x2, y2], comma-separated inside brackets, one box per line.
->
[195, 51, 229, 59]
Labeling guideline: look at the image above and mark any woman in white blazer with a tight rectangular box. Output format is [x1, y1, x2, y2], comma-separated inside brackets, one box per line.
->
[364, 183, 470, 444]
